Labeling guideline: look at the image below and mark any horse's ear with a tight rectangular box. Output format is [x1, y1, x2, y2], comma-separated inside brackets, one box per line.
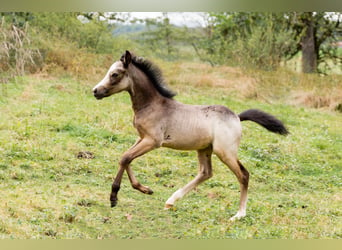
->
[122, 50, 132, 68]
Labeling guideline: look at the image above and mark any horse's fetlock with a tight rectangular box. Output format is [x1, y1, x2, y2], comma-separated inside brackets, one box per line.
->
[112, 183, 120, 193]
[110, 191, 118, 207]
[131, 182, 141, 190]
[110, 197, 118, 207]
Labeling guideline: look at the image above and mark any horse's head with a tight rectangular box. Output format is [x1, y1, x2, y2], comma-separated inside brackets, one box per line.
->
[93, 50, 133, 100]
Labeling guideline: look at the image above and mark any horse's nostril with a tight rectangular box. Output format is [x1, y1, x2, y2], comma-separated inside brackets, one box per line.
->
[93, 88, 97, 94]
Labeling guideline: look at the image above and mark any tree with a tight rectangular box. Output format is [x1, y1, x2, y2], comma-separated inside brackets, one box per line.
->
[139, 13, 181, 58]
[201, 12, 299, 69]
[299, 12, 318, 73]
[290, 12, 341, 73]
[198, 12, 341, 73]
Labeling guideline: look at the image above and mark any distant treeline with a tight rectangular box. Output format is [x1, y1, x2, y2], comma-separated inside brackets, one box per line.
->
[0, 12, 341, 78]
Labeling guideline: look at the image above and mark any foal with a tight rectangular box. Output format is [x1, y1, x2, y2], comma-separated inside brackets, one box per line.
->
[92, 51, 288, 221]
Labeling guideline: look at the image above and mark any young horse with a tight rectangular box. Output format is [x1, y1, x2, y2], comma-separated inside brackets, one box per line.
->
[92, 50, 288, 221]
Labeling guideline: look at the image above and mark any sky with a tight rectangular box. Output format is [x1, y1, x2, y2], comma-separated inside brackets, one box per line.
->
[120, 12, 207, 27]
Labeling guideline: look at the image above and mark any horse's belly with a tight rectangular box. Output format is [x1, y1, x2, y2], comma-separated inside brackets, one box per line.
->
[162, 139, 211, 150]
[161, 126, 212, 150]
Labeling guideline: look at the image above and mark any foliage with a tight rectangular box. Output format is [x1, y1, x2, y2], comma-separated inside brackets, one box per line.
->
[29, 12, 117, 54]
[134, 13, 189, 60]
[0, 12, 135, 80]
[196, 13, 299, 69]
[1, 12, 341, 77]
[197, 12, 341, 73]
[0, 12, 34, 27]
[290, 12, 342, 73]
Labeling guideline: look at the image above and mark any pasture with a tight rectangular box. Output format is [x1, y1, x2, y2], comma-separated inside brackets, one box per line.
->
[0, 61, 341, 239]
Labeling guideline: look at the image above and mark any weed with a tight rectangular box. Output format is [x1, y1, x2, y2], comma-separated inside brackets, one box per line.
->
[60, 206, 78, 224]
[77, 199, 96, 207]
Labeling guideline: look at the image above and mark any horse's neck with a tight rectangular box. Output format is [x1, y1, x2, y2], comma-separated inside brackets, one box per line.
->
[128, 69, 163, 113]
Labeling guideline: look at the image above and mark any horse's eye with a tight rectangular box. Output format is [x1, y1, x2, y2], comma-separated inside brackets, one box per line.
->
[111, 73, 119, 78]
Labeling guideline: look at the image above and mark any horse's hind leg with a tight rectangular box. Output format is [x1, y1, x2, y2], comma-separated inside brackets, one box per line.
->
[214, 149, 249, 221]
[165, 146, 213, 209]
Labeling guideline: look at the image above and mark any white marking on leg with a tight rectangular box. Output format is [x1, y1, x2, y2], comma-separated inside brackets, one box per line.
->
[165, 188, 185, 208]
[230, 193, 247, 221]
[229, 210, 246, 221]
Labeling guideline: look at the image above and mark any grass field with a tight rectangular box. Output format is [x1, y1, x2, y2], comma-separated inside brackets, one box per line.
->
[0, 63, 341, 238]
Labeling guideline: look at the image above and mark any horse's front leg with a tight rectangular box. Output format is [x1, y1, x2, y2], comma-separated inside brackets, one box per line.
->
[110, 137, 157, 207]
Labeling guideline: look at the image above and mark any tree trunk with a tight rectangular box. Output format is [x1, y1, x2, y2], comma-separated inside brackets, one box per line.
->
[301, 13, 318, 73]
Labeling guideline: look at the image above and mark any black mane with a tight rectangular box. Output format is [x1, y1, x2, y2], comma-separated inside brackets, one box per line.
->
[130, 56, 176, 99]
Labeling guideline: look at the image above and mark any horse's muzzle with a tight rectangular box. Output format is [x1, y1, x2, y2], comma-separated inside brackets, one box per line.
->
[94, 93, 104, 100]
[93, 87, 105, 100]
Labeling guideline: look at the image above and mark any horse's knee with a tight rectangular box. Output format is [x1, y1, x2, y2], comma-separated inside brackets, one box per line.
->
[120, 155, 132, 167]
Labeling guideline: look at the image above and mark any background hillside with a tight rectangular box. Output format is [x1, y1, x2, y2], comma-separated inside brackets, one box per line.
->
[1, 12, 341, 110]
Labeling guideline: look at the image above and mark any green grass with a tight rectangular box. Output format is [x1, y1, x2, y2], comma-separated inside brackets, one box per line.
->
[0, 74, 341, 239]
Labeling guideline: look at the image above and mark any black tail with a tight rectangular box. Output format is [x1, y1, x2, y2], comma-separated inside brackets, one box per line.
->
[239, 109, 289, 135]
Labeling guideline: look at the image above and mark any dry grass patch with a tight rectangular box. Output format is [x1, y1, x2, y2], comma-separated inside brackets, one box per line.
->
[161, 60, 342, 111]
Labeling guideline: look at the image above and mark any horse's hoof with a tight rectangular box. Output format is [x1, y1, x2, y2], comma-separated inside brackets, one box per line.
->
[229, 212, 246, 221]
[146, 188, 153, 195]
[141, 186, 153, 195]
[110, 199, 117, 208]
[133, 184, 154, 195]
[164, 204, 173, 210]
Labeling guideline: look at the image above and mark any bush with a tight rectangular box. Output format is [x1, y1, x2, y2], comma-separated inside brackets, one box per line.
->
[197, 13, 299, 70]
[0, 13, 136, 81]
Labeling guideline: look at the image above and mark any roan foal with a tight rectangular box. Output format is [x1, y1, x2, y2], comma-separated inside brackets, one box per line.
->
[92, 50, 288, 220]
